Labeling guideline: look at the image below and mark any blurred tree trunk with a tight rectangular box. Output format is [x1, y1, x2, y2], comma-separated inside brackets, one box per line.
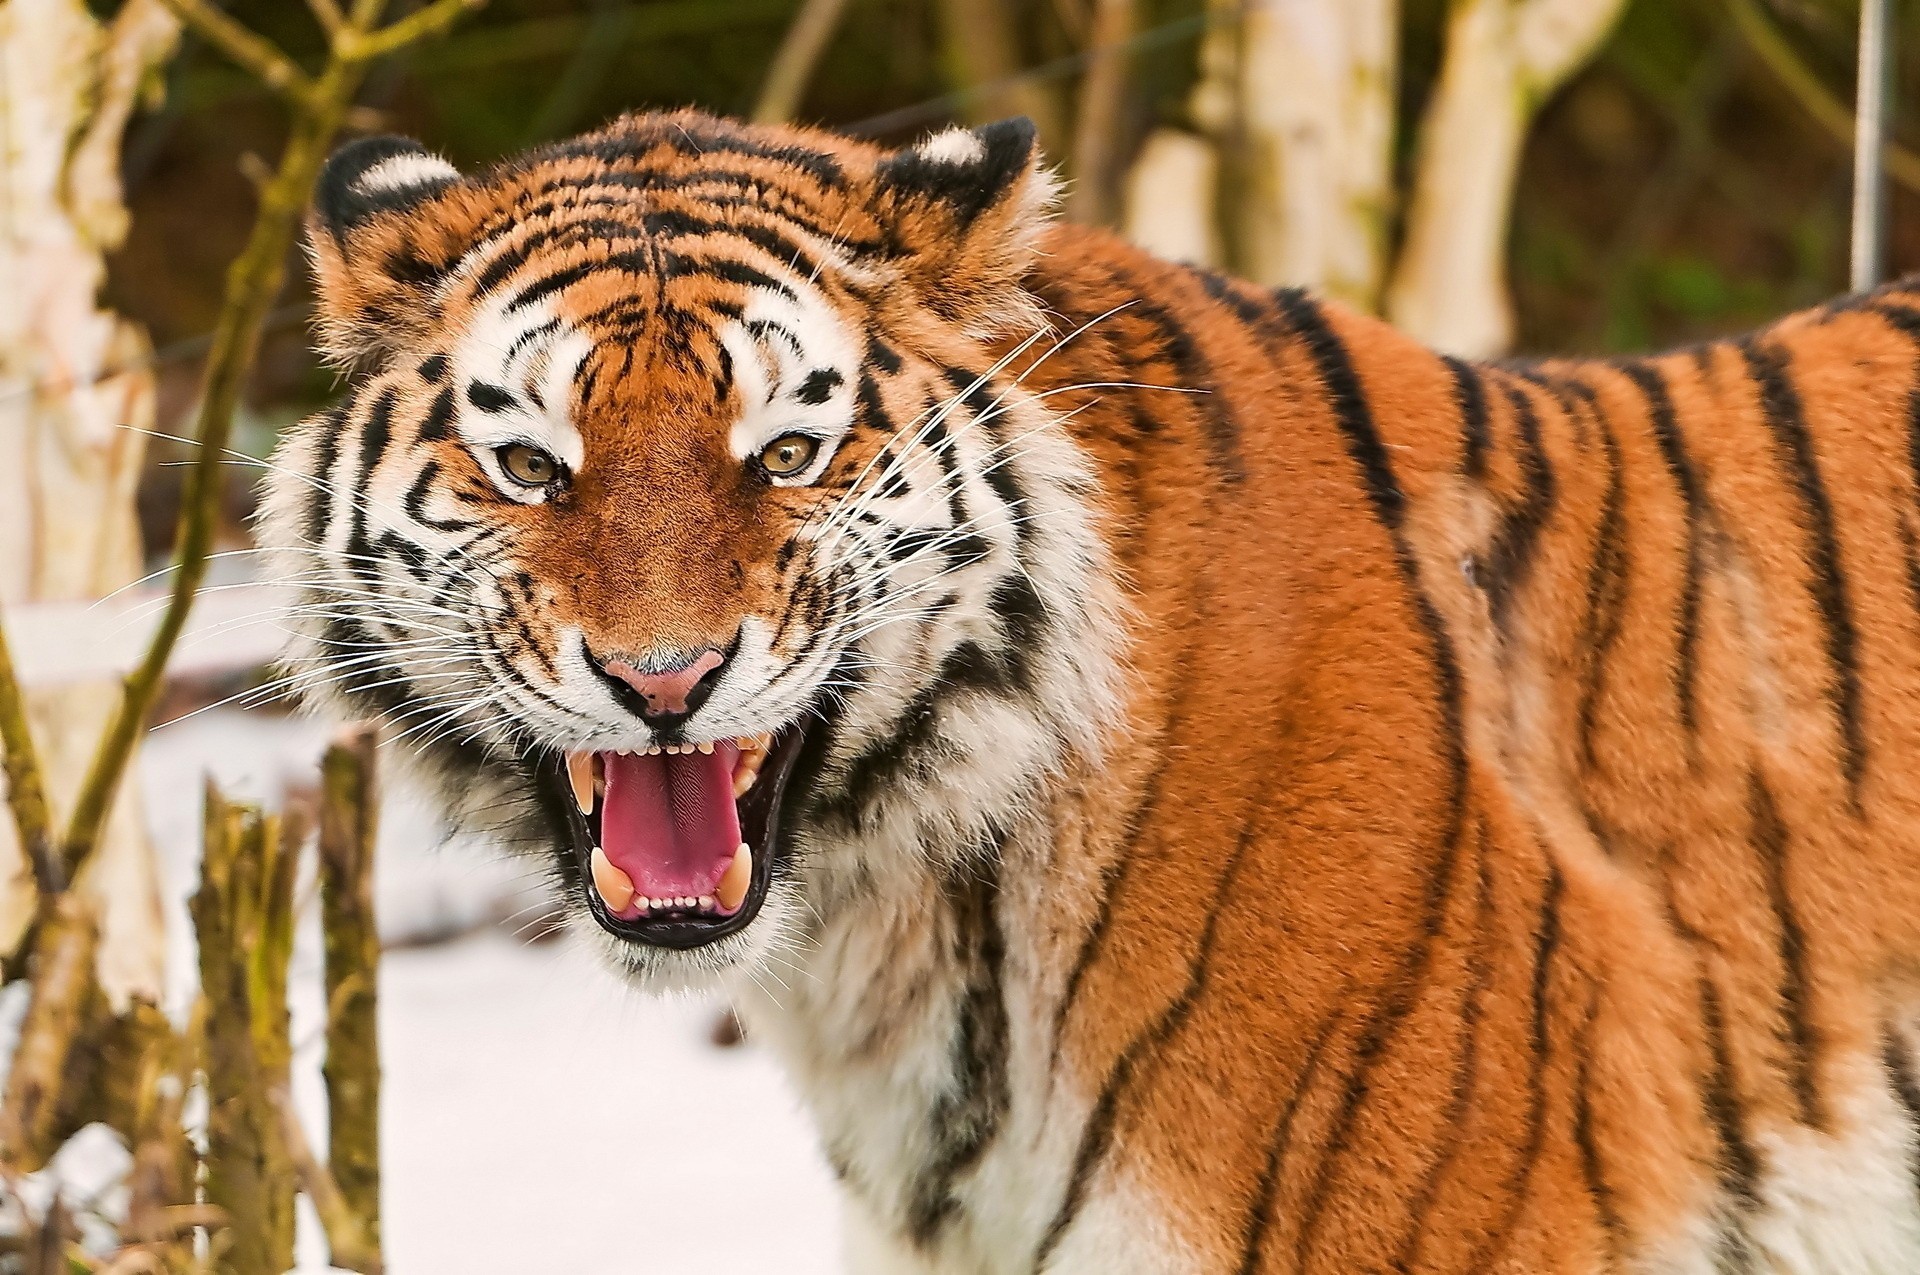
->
[1124, 0, 1397, 307]
[1066, 0, 1136, 225]
[935, 0, 1069, 157]
[0, 0, 179, 1006]
[1225, 0, 1399, 307]
[1122, 128, 1222, 265]
[1386, 0, 1630, 354]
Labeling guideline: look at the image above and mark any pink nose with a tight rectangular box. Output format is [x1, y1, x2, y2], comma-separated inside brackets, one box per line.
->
[601, 649, 726, 718]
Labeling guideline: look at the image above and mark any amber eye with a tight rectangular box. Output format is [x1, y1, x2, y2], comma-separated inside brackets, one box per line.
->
[497, 443, 560, 488]
[759, 433, 820, 479]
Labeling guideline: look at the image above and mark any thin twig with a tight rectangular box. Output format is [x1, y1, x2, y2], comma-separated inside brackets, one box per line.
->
[1725, 0, 1920, 195]
[340, 0, 487, 62]
[155, 0, 315, 103]
[271, 1086, 383, 1275]
[306, 0, 347, 38]
[751, 0, 855, 124]
[0, 619, 57, 895]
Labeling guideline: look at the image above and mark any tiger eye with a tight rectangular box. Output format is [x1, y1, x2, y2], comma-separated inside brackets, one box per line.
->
[760, 433, 819, 478]
[498, 443, 558, 488]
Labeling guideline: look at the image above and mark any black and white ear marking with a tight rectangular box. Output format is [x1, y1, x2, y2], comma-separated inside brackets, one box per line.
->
[314, 136, 461, 242]
[876, 118, 1040, 228]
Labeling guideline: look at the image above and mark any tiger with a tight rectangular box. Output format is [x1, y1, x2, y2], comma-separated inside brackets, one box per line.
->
[259, 107, 1920, 1272]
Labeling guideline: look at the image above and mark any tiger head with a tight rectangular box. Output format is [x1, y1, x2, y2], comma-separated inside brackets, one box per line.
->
[262, 112, 1123, 986]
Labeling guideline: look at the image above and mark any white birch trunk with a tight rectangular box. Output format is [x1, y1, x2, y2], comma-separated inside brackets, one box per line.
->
[1385, 0, 1629, 355]
[1229, 0, 1398, 306]
[0, 0, 178, 1007]
[1121, 129, 1222, 267]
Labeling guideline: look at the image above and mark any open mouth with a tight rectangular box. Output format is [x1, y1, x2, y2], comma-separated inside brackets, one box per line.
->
[540, 725, 812, 950]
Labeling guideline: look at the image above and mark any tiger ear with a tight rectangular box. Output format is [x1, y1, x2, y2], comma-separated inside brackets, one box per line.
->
[306, 136, 464, 364]
[871, 118, 1058, 338]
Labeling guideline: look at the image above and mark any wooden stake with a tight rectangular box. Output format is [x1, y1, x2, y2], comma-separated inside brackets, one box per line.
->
[192, 784, 296, 1275]
[319, 725, 383, 1255]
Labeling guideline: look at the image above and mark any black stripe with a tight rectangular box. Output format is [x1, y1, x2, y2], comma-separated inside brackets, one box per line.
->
[1696, 978, 1761, 1268]
[906, 863, 1011, 1244]
[1232, 1013, 1344, 1275]
[1569, 377, 1629, 772]
[1480, 380, 1558, 635]
[1748, 772, 1826, 1130]
[1620, 360, 1708, 749]
[1741, 340, 1868, 805]
[342, 388, 399, 585]
[1269, 289, 1472, 1265]
[1099, 263, 1244, 484]
[1866, 305, 1920, 623]
[417, 384, 456, 442]
[304, 405, 349, 541]
[1035, 814, 1266, 1265]
[1882, 1028, 1920, 1200]
[1392, 818, 1495, 1265]
[1446, 356, 1492, 480]
[1045, 637, 1204, 1075]
[1572, 986, 1625, 1262]
[1465, 862, 1565, 1273]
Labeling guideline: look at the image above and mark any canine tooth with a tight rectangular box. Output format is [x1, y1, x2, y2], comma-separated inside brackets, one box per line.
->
[589, 846, 634, 912]
[715, 842, 752, 912]
[566, 752, 595, 814]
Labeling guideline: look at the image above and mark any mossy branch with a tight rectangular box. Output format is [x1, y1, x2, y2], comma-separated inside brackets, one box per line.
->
[0, 620, 56, 895]
[274, 1085, 383, 1275]
[156, 0, 316, 104]
[0, 0, 480, 1189]
[50, 0, 486, 907]
[320, 726, 382, 1254]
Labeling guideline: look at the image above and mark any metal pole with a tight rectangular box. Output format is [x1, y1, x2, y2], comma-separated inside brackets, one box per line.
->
[1852, 0, 1895, 291]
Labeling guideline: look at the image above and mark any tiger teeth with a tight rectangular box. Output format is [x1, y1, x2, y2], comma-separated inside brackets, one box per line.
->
[715, 842, 752, 913]
[589, 845, 634, 912]
[732, 733, 772, 796]
[566, 751, 596, 815]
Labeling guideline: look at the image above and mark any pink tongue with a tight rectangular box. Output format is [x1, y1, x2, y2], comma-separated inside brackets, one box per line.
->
[601, 744, 742, 901]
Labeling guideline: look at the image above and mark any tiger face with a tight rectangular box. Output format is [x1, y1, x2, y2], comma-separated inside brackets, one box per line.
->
[263, 113, 1122, 986]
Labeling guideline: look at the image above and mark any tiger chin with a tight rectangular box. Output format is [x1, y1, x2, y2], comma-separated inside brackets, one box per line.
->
[263, 109, 1920, 1273]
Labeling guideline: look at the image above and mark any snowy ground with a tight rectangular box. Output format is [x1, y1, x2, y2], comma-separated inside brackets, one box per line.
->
[125, 709, 843, 1272]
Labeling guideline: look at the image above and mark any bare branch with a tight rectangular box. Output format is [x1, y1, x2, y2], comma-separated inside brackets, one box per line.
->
[272, 1086, 383, 1275]
[53, 0, 486, 896]
[340, 0, 487, 62]
[154, 0, 314, 103]
[0, 620, 57, 895]
[752, 0, 855, 124]
[306, 0, 347, 38]
[0, 894, 103, 1171]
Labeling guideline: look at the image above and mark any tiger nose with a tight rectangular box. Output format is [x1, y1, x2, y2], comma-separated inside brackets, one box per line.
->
[600, 649, 726, 724]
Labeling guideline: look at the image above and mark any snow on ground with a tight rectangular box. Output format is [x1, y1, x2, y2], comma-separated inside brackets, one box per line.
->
[134, 709, 843, 1272]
